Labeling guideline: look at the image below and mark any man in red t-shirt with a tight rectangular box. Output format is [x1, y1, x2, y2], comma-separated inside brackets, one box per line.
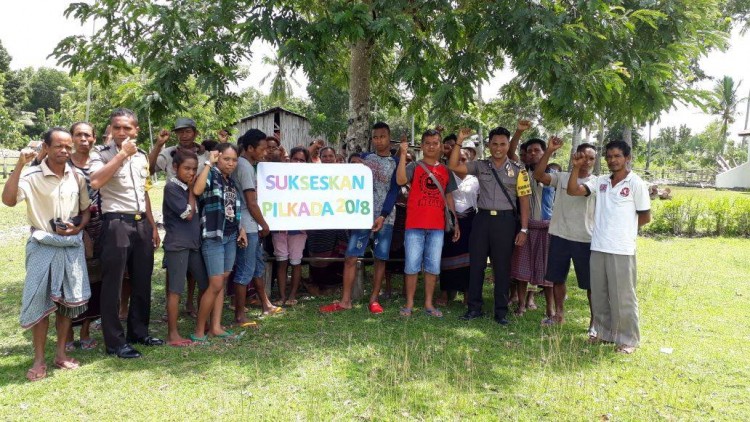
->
[396, 130, 460, 318]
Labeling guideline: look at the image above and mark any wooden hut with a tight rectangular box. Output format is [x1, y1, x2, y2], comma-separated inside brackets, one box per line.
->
[233, 107, 325, 152]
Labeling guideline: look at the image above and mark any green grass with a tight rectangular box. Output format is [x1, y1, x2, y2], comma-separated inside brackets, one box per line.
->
[0, 183, 749, 420]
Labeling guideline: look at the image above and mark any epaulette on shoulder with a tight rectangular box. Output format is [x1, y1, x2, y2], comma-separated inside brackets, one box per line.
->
[509, 159, 524, 168]
[137, 148, 147, 155]
[95, 145, 110, 152]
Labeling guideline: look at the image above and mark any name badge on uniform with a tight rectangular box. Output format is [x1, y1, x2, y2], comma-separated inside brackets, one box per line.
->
[505, 163, 515, 178]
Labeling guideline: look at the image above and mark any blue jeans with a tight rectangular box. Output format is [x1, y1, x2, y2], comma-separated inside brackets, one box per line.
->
[201, 233, 238, 277]
[233, 232, 263, 285]
[345, 224, 394, 260]
[404, 229, 444, 275]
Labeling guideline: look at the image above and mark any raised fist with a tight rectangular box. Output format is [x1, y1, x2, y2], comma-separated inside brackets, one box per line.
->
[156, 129, 170, 146]
[517, 119, 532, 132]
[121, 138, 137, 157]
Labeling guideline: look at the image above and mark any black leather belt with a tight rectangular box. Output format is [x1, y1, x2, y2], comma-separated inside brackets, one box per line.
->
[477, 209, 514, 216]
[103, 212, 146, 222]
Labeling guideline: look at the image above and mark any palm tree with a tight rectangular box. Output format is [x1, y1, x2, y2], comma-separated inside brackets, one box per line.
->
[709, 76, 745, 154]
[259, 52, 300, 105]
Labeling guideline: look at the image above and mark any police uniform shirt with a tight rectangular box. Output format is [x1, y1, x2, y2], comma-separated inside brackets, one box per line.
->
[90, 140, 150, 214]
[156, 145, 209, 180]
[465, 158, 531, 211]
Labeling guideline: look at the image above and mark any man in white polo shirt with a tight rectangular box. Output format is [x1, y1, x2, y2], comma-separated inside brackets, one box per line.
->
[567, 140, 651, 354]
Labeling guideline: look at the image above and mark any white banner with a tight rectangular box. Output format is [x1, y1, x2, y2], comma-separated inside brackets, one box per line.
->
[256, 162, 374, 230]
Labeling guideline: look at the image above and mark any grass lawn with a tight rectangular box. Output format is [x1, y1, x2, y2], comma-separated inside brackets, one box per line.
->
[0, 181, 748, 420]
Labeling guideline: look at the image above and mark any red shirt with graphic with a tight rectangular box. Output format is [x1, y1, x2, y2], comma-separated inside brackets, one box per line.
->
[403, 161, 457, 230]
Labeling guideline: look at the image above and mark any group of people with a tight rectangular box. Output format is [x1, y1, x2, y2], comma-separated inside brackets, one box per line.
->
[4, 108, 650, 382]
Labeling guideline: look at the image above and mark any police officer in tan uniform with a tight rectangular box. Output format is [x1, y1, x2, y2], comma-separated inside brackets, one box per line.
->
[90, 108, 164, 358]
[448, 127, 531, 325]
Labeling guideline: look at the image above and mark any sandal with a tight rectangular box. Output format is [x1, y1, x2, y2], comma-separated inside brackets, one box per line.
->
[399, 307, 413, 317]
[26, 364, 47, 382]
[319, 303, 348, 313]
[189, 334, 209, 344]
[616, 345, 636, 354]
[212, 330, 237, 339]
[235, 321, 259, 329]
[168, 339, 194, 347]
[80, 338, 97, 350]
[424, 308, 443, 318]
[54, 358, 80, 370]
[541, 317, 557, 326]
[65, 341, 76, 352]
[183, 309, 198, 319]
[262, 306, 284, 316]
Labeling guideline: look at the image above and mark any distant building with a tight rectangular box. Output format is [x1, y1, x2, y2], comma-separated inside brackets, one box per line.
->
[715, 129, 750, 189]
[232, 107, 325, 152]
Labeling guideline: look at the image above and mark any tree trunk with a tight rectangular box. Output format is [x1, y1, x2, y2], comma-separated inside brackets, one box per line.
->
[345, 38, 374, 154]
[623, 125, 632, 146]
[567, 124, 582, 171]
[594, 117, 605, 175]
[645, 121, 652, 171]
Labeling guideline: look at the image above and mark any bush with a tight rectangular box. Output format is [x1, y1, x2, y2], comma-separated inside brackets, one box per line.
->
[644, 195, 750, 237]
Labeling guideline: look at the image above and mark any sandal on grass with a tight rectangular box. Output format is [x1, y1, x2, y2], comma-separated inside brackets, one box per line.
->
[80, 338, 97, 350]
[26, 365, 47, 382]
[168, 339, 194, 347]
[399, 307, 413, 317]
[54, 358, 80, 370]
[541, 317, 557, 326]
[65, 341, 76, 352]
[424, 308, 443, 318]
[212, 330, 237, 340]
[189, 334, 209, 344]
[236, 321, 259, 329]
[262, 306, 284, 316]
[616, 345, 636, 354]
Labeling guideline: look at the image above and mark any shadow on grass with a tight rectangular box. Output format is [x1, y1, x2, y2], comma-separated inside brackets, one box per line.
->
[0, 268, 611, 404]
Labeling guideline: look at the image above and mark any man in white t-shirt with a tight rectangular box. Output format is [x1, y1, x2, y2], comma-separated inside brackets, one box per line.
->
[567, 140, 651, 354]
[533, 139, 597, 331]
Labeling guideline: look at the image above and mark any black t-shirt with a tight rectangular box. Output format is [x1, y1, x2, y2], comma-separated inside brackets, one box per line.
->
[162, 179, 202, 251]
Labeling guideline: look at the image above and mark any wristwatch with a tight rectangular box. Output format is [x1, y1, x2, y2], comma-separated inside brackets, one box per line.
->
[520, 228, 528, 234]
[204, 160, 213, 167]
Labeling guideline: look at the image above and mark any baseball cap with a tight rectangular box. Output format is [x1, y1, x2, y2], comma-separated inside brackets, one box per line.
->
[173, 118, 197, 131]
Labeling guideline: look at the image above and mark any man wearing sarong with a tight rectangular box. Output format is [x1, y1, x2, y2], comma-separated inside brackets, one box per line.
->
[2, 127, 92, 381]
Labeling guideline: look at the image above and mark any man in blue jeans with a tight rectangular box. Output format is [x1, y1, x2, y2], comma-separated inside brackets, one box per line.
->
[320, 122, 400, 314]
[396, 129, 460, 317]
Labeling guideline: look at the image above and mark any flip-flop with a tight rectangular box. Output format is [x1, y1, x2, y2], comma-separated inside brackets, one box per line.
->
[80, 338, 97, 350]
[54, 358, 80, 370]
[212, 330, 238, 340]
[262, 306, 284, 316]
[65, 341, 76, 352]
[26, 365, 47, 382]
[320, 302, 348, 313]
[183, 309, 198, 318]
[189, 334, 209, 343]
[168, 339, 194, 347]
[399, 307, 413, 317]
[424, 308, 443, 318]
[616, 345, 636, 354]
[284, 299, 298, 306]
[541, 317, 556, 326]
[236, 321, 259, 329]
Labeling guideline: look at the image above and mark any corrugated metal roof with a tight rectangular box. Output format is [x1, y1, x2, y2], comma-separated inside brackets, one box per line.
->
[236, 106, 309, 124]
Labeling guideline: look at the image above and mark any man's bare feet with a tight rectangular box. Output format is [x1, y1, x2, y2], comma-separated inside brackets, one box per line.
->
[53, 357, 80, 370]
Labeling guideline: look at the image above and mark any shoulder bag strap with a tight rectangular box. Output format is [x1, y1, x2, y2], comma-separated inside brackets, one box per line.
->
[417, 161, 448, 204]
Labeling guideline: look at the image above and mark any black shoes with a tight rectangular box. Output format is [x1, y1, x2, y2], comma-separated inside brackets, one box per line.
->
[129, 336, 165, 346]
[460, 310, 484, 321]
[494, 316, 509, 326]
[106, 344, 142, 359]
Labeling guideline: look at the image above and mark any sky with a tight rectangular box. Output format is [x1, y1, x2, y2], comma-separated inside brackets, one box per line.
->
[1, 1, 749, 142]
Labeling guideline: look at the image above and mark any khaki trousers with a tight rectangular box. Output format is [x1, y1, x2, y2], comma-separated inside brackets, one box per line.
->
[590, 251, 640, 347]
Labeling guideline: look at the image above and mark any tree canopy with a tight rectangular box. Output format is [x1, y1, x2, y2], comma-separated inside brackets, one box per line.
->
[51, 0, 735, 150]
